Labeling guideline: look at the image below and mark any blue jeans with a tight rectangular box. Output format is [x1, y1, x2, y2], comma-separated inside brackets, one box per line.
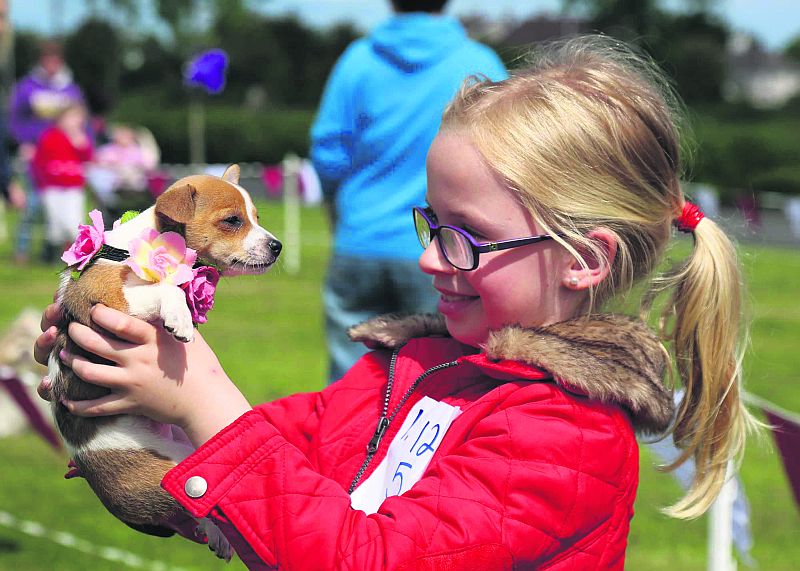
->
[14, 172, 42, 258]
[324, 253, 439, 383]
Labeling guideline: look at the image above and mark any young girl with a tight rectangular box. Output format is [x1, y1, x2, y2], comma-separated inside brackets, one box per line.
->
[31, 103, 93, 259]
[89, 123, 160, 218]
[96, 124, 159, 189]
[35, 36, 754, 569]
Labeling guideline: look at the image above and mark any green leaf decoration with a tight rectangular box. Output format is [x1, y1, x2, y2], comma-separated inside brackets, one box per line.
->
[119, 210, 140, 224]
[71, 270, 81, 281]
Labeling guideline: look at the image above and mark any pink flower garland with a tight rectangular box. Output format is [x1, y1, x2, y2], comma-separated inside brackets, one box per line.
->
[125, 228, 197, 286]
[181, 266, 220, 324]
[61, 209, 105, 270]
[63, 212, 219, 324]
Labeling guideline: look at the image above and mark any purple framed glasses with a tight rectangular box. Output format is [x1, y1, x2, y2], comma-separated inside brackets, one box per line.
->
[413, 206, 560, 271]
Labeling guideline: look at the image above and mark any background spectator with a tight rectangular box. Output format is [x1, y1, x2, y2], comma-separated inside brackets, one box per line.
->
[88, 123, 159, 219]
[0, 0, 21, 212]
[8, 38, 84, 263]
[311, 0, 508, 382]
[31, 102, 92, 257]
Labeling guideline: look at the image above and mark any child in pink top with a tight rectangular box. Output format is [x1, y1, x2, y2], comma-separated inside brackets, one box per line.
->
[95, 124, 158, 192]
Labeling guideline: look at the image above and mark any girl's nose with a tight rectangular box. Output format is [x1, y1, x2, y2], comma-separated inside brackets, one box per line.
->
[418, 240, 456, 276]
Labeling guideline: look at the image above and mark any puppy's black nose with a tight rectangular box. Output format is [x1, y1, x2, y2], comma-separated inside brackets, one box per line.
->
[268, 239, 282, 256]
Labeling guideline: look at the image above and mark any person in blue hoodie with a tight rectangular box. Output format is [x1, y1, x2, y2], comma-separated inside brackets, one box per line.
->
[311, 0, 508, 382]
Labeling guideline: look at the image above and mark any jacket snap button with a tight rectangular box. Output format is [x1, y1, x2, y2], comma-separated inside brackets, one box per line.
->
[185, 476, 208, 498]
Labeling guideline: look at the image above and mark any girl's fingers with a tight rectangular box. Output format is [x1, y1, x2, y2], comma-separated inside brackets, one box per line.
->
[38, 376, 53, 402]
[62, 394, 132, 417]
[33, 325, 58, 366]
[89, 304, 155, 345]
[67, 321, 134, 364]
[40, 302, 62, 332]
[34, 302, 63, 366]
[60, 352, 127, 389]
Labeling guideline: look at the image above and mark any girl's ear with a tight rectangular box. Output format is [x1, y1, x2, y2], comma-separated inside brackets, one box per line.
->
[562, 228, 618, 290]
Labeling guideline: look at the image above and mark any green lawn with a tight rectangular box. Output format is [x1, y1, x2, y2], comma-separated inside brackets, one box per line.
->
[0, 201, 797, 570]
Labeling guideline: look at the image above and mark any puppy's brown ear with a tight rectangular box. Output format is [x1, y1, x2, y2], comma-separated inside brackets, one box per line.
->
[155, 183, 196, 228]
[222, 164, 240, 184]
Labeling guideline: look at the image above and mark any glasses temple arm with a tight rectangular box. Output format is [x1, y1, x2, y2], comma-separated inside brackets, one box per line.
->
[474, 235, 555, 253]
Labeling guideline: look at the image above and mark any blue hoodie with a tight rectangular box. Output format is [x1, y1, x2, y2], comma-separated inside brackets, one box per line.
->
[311, 14, 508, 260]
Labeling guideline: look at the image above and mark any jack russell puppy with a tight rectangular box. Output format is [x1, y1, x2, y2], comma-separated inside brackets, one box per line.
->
[48, 164, 281, 560]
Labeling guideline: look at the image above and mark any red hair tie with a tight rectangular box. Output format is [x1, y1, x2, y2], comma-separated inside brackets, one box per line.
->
[674, 201, 704, 233]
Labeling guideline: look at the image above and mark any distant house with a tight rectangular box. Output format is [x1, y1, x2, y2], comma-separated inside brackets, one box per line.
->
[500, 14, 589, 47]
[460, 14, 517, 44]
[725, 32, 800, 108]
[461, 17, 800, 110]
[461, 13, 589, 47]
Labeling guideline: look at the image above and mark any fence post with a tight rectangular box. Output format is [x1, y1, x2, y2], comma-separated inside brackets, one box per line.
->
[282, 153, 301, 275]
[708, 463, 737, 571]
[188, 97, 206, 165]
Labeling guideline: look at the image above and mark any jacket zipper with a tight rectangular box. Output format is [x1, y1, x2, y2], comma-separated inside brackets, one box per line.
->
[348, 350, 460, 494]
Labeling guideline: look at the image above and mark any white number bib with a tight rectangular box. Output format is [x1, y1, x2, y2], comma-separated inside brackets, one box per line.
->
[350, 396, 461, 515]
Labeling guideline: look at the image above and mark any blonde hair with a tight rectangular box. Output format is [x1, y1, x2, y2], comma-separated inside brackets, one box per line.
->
[442, 35, 757, 519]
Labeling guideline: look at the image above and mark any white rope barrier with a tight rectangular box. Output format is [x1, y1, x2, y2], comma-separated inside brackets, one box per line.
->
[0, 510, 192, 571]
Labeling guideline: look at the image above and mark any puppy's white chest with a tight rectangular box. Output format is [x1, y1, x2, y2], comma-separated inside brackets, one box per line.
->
[123, 276, 165, 321]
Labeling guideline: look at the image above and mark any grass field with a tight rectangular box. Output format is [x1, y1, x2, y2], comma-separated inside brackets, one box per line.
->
[0, 201, 797, 570]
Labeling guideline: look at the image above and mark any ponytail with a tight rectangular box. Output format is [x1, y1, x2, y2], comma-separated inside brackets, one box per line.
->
[442, 36, 758, 518]
[655, 209, 758, 518]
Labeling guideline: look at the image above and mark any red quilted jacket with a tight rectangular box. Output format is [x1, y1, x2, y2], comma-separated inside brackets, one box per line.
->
[162, 314, 672, 570]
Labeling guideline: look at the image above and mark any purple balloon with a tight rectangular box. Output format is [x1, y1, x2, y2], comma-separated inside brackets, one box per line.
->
[184, 49, 229, 94]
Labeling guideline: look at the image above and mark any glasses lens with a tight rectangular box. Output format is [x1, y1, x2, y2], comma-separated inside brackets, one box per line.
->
[439, 227, 474, 270]
[413, 209, 431, 248]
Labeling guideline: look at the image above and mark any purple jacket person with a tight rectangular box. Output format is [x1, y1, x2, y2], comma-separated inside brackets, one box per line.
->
[9, 39, 85, 264]
[9, 42, 84, 146]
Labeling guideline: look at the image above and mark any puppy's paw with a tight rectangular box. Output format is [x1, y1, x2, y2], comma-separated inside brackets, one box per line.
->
[162, 306, 194, 343]
[198, 518, 233, 562]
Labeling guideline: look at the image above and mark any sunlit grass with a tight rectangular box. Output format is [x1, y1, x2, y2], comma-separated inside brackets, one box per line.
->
[0, 202, 797, 570]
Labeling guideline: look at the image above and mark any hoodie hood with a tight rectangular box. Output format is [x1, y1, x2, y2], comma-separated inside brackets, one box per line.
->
[349, 313, 674, 435]
[31, 65, 75, 90]
[370, 14, 468, 71]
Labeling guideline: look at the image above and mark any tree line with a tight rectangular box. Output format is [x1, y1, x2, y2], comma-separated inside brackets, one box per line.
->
[14, 0, 772, 115]
[8, 0, 800, 199]
[14, 1, 361, 117]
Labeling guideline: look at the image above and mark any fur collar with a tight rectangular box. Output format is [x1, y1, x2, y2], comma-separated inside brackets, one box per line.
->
[349, 313, 673, 434]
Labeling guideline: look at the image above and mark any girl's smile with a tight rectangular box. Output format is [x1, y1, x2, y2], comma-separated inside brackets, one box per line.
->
[419, 131, 585, 347]
[435, 286, 480, 317]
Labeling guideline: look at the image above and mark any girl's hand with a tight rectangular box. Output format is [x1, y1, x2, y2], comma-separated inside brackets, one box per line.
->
[34, 303, 63, 401]
[8, 180, 27, 210]
[18, 143, 35, 162]
[58, 304, 252, 447]
[35, 302, 62, 367]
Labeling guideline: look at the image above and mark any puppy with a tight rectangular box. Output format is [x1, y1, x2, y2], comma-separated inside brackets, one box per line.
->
[48, 164, 281, 560]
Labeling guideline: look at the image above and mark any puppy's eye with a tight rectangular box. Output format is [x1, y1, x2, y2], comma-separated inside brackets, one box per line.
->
[221, 215, 243, 228]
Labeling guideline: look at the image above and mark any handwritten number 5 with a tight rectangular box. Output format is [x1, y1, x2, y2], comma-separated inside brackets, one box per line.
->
[388, 462, 413, 497]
